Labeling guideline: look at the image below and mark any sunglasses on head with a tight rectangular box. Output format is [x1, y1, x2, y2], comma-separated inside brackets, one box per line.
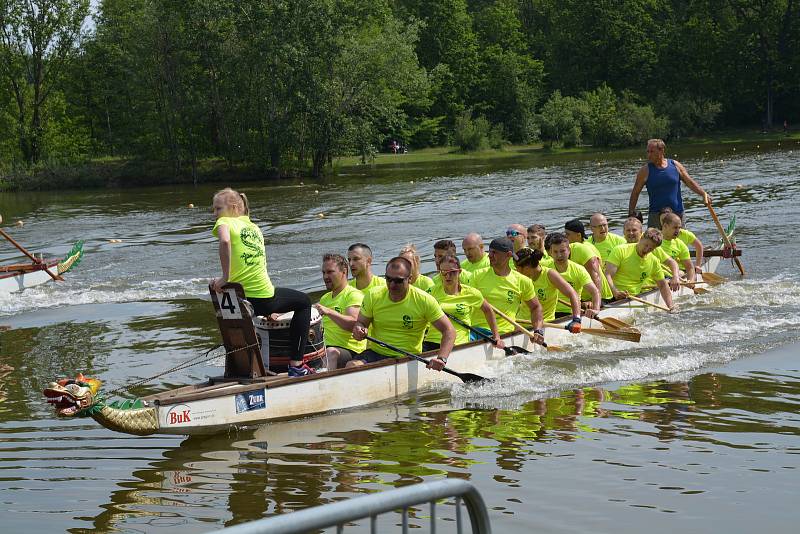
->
[385, 275, 408, 285]
[506, 230, 520, 237]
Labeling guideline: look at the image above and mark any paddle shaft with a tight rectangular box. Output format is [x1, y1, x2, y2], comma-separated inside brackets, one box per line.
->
[556, 297, 633, 330]
[364, 335, 484, 383]
[0, 228, 62, 281]
[445, 312, 529, 355]
[489, 303, 546, 345]
[625, 293, 671, 311]
[706, 201, 745, 276]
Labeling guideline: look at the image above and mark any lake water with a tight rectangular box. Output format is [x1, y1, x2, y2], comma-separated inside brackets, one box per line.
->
[1, 141, 799, 532]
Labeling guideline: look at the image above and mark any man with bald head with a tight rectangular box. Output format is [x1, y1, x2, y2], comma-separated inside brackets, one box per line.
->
[587, 212, 626, 262]
[506, 224, 528, 253]
[461, 233, 490, 273]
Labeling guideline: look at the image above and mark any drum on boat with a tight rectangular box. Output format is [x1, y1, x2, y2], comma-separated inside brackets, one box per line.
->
[253, 308, 325, 372]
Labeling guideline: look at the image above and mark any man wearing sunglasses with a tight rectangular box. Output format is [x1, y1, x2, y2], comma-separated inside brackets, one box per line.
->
[351, 256, 456, 371]
[470, 237, 545, 344]
[506, 224, 528, 252]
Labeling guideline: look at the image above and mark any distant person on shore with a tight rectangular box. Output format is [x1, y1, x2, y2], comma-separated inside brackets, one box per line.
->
[211, 187, 314, 377]
[784, 119, 789, 135]
[628, 139, 711, 229]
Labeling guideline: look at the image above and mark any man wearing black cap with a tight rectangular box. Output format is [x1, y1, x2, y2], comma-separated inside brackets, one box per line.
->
[564, 219, 613, 304]
[470, 237, 544, 344]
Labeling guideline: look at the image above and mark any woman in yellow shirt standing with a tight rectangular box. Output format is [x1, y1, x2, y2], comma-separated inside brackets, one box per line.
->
[211, 188, 314, 377]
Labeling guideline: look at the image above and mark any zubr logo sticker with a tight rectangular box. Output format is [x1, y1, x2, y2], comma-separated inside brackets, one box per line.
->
[166, 404, 192, 425]
[235, 389, 267, 414]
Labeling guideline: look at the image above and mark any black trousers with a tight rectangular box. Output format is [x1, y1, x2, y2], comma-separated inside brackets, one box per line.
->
[249, 287, 311, 360]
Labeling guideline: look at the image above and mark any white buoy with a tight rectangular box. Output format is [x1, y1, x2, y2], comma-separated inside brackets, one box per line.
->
[188, 203, 194, 208]
[317, 213, 325, 218]
[314, 190, 319, 194]
[15, 220, 23, 227]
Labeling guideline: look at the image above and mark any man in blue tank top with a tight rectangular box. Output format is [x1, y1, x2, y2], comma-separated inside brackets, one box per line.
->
[628, 139, 710, 229]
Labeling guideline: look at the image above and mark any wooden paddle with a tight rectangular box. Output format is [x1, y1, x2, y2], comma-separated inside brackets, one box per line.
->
[0, 225, 63, 282]
[364, 335, 486, 383]
[625, 293, 672, 312]
[542, 321, 641, 342]
[706, 199, 745, 276]
[488, 303, 565, 352]
[556, 297, 636, 331]
[445, 312, 531, 356]
[700, 271, 726, 285]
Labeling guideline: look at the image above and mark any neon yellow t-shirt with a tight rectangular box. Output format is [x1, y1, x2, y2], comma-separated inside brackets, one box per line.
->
[660, 237, 691, 268]
[518, 266, 559, 322]
[361, 285, 445, 357]
[412, 274, 435, 292]
[588, 232, 626, 263]
[470, 267, 536, 334]
[349, 274, 386, 292]
[647, 246, 673, 285]
[318, 285, 366, 353]
[462, 254, 490, 273]
[426, 284, 484, 344]
[553, 260, 593, 314]
[678, 228, 697, 247]
[212, 216, 274, 298]
[570, 242, 613, 299]
[607, 243, 665, 295]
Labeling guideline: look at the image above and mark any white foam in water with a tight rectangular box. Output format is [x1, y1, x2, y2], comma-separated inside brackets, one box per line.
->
[0, 277, 210, 316]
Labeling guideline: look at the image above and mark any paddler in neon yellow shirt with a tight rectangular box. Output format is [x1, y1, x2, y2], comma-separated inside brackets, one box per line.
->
[660, 206, 704, 272]
[399, 244, 434, 292]
[587, 212, 626, 262]
[313, 253, 366, 369]
[469, 237, 545, 344]
[564, 218, 613, 301]
[546, 233, 601, 319]
[347, 243, 386, 291]
[605, 228, 675, 311]
[624, 216, 681, 291]
[461, 233, 490, 273]
[424, 254, 503, 350]
[351, 257, 455, 371]
[514, 247, 582, 331]
[659, 213, 697, 285]
[432, 239, 472, 286]
[527, 224, 550, 261]
[211, 187, 314, 377]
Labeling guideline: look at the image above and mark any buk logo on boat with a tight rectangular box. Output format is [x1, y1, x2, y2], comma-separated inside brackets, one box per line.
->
[402, 314, 413, 329]
[166, 404, 192, 425]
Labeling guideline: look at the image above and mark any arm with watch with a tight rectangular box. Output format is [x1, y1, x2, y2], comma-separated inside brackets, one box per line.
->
[427, 315, 456, 371]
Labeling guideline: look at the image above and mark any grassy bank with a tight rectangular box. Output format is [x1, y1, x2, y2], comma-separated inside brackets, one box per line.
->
[2, 128, 798, 192]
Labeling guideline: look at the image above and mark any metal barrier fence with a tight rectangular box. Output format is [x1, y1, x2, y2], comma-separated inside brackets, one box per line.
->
[215, 478, 492, 534]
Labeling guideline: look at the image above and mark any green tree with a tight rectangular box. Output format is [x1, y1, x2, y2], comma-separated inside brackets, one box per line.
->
[0, 0, 90, 164]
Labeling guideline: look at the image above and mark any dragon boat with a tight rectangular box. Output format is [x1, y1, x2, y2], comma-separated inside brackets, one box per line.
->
[0, 240, 83, 295]
[42, 248, 740, 437]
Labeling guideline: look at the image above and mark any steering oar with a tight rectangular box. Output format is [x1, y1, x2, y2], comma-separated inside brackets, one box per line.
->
[364, 336, 487, 383]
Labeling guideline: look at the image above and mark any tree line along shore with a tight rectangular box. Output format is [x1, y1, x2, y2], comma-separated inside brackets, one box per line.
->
[1, 1, 797, 190]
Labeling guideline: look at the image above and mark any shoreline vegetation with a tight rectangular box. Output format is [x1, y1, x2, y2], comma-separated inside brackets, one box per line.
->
[1, 128, 797, 193]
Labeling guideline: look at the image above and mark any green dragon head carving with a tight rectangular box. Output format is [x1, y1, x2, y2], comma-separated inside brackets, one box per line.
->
[43, 373, 103, 417]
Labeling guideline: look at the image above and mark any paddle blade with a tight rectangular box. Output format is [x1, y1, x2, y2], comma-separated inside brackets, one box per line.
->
[595, 316, 634, 330]
[582, 327, 641, 342]
[701, 271, 726, 285]
[545, 344, 567, 352]
[458, 372, 487, 383]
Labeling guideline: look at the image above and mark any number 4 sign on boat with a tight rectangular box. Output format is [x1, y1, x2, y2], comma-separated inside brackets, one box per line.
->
[218, 288, 242, 320]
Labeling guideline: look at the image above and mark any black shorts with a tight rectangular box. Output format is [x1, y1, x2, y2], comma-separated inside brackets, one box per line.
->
[354, 349, 393, 364]
[327, 346, 360, 364]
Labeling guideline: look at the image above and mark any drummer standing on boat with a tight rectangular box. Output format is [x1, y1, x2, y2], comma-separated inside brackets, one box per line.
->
[210, 188, 314, 377]
[351, 257, 455, 371]
[314, 253, 366, 369]
[628, 138, 710, 229]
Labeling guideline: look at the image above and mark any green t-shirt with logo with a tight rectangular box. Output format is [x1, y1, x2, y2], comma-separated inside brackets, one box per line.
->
[462, 254, 490, 273]
[553, 260, 593, 314]
[570, 241, 613, 299]
[212, 216, 274, 298]
[678, 228, 697, 247]
[431, 269, 472, 288]
[412, 274, 435, 292]
[588, 232, 626, 263]
[470, 267, 536, 334]
[426, 284, 484, 344]
[318, 285, 366, 353]
[349, 274, 386, 292]
[660, 237, 691, 268]
[518, 265, 559, 322]
[607, 243, 665, 295]
[361, 285, 445, 357]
